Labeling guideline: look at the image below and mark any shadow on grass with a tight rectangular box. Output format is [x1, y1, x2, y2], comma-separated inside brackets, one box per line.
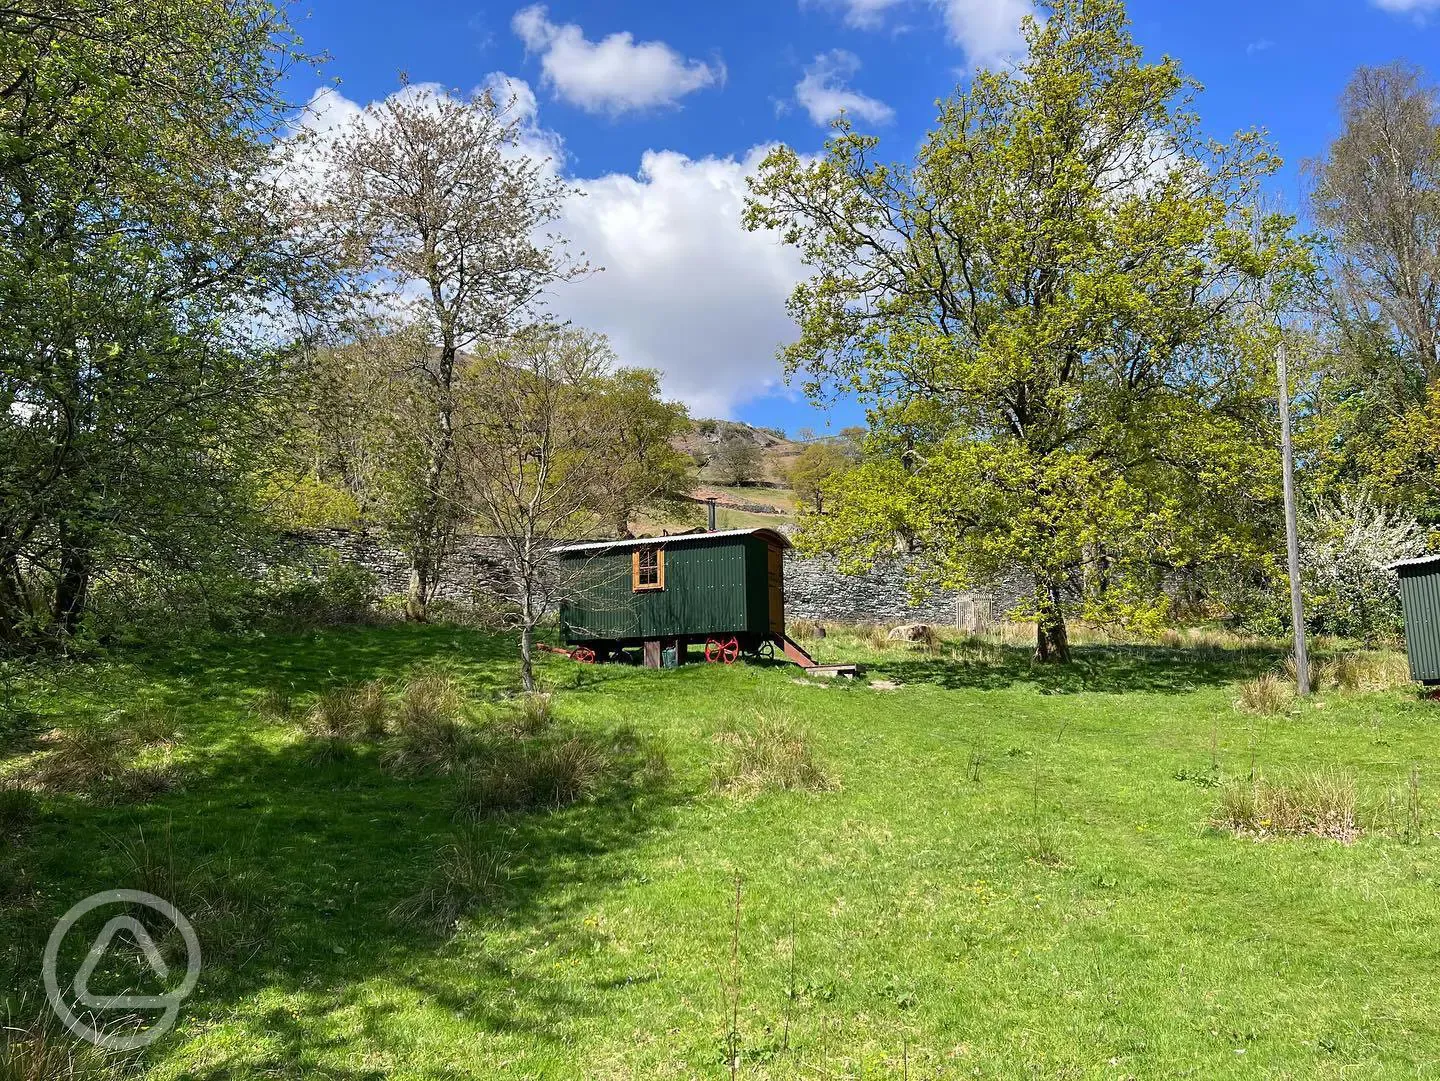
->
[860, 641, 1284, 695]
[0, 626, 686, 1078]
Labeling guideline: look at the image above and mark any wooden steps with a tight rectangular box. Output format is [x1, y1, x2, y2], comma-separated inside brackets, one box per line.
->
[776, 635, 859, 678]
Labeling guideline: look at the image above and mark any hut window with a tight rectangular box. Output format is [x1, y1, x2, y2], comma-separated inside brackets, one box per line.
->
[632, 547, 664, 591]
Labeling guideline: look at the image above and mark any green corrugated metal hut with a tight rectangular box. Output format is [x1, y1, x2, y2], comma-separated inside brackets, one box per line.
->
[555, 528, 790, 664]
[1390, 554, 1440, 686]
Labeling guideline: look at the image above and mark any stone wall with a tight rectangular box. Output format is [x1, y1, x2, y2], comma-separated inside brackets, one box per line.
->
[295, 528, 1003, 628]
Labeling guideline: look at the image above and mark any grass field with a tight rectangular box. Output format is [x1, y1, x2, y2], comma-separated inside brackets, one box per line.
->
[3, 624, 1439, 1079]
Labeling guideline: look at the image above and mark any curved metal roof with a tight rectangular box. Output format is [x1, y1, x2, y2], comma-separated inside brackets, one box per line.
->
[553, 527, 792, 555]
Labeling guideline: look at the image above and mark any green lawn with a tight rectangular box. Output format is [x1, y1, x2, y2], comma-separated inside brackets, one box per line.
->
[4, 625, 1440, 1079]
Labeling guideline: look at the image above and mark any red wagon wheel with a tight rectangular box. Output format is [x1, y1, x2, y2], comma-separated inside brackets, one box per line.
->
[705, 637, 741, 664]
[572, 646, 596, 664]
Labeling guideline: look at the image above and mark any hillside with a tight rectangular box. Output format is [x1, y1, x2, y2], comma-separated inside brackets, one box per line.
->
[639, 420, 806, 533]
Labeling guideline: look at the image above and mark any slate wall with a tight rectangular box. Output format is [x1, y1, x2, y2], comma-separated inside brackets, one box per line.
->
[294, 528, 1006, 628]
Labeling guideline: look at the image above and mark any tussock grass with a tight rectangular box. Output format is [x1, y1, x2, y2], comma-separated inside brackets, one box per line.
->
[0, 1014, 119, 1080]
[0, 782, 36, 838]
[499, 692, 554, 738]
[1326, 651, 1413, 693]
[789, 619, 823, 640]
[380, 670, 474, 776]
[254, 687, 297, 722]
[395, 668, 466, 729]
[456, 735, 605, 817]
[118, 828, 275, 965]
[304, 681, 389, 743]
[1212, 771, 1360, 842]
[713, 713, 834, 796]
[1236, 672, 1295, 715]
[390, 828, 509, 935]
[16, 724, 178, 804]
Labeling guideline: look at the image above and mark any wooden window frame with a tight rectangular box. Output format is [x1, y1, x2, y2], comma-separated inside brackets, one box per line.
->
[632, 547, 665, 592]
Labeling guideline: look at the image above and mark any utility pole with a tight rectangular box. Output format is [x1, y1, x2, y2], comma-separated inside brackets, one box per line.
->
[1277, 340, 1311, 695]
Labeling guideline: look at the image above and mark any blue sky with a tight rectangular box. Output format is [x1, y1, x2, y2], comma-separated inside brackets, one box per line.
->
[289, 0, 1440, 434]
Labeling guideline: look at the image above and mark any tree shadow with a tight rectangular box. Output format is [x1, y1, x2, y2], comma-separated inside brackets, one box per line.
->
[863, 641, 1284, 695]
[0, 628, 690, 1077]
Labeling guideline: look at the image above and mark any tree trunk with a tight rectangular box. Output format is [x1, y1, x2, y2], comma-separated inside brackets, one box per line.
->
[405, 549, 432, 622]
[1033, 582, 1071, 664]
[0, 554, 29, 645]
[52, 522, 92, 636]
[519, 622, 535, 692]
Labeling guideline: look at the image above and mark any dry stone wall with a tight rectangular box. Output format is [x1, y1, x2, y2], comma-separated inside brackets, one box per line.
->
[295, 528, 1006, 628]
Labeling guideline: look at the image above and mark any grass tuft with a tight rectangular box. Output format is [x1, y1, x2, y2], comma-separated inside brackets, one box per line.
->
[713, 714, 834, 796]
[16, 725, 178, 804]
[1236, 672, 1295, 716]
[390, 828, 509, 935]
[0, 1013, 119, 1080]
[456, 735, 606, 817]
[1212, 771, 1360, 842]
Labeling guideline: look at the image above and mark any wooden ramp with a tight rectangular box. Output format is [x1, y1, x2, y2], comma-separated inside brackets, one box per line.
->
[776, 635, 859, 678]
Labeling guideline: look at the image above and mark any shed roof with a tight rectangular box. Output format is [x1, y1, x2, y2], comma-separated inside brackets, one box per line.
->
[553, 527, 791, 555]
[1386, 554, 1440, 572]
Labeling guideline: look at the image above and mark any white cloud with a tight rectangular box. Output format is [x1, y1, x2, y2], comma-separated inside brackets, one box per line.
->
[557, 147, 807, 417]
[1371, 0, 1440, 12]
[804, 0, 907, 30]
[938, 0, 1032, 68]
[286, 82, 805, 418]
[795, 50, 896, 127]
[806, 0, 1034, 69]
[511, 5, 723, 116]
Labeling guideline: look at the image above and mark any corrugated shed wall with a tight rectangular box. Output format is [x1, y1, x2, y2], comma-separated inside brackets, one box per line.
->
[559, 536, 759, 641]
[1399, 567, 1440, 683]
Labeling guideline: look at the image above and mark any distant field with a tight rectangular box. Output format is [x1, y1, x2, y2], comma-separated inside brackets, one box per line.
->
[3, 625, 1438, 1078]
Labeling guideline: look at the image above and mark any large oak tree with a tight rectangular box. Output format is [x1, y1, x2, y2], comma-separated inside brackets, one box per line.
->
[745, 0, 1303, 661]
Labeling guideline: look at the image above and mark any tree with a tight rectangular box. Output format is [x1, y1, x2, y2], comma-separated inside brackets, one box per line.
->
[317, 83, 583, 620]
[712, 435, 763, 487]
[455, 328, 671, 690]
[1307, 63, 1440, 524]
[0, 0, 330, 644]
[787, 443, 850, 514]
[744, 0, 1301, 661]
[583, 368, 693, 536]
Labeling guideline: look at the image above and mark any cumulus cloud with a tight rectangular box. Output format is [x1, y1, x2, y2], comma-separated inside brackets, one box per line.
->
[557, 147, 807, 417]
[806, 0, 1033, 69]
[795, 50, 895, 127]
[286, 81, 804, 417]
[511, 5, 723, 116]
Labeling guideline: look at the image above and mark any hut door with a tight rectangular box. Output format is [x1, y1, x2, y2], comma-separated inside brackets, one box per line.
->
[766, 544, 785, 634]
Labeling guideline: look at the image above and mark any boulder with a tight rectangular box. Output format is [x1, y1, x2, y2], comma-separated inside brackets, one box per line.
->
[886, 623, 932, 642]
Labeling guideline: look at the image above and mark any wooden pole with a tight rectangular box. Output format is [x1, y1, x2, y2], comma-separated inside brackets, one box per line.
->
[1277, 341, 1311, 695]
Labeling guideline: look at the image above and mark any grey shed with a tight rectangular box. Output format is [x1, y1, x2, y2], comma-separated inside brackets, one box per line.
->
[1388, 554, 1440, 686]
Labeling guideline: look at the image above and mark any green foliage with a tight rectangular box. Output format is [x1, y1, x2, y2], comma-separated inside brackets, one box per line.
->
[787, 442, 851, 515]
[745, 0, 1307, 660]
[0, 0, 332, 646]
[710, 435, 763, 487]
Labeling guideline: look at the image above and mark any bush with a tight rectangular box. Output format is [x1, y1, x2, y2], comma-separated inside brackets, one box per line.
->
[713, 715, 834, 796]
[1212, 771, 1360, 842]
[390, 828, 509, 935]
